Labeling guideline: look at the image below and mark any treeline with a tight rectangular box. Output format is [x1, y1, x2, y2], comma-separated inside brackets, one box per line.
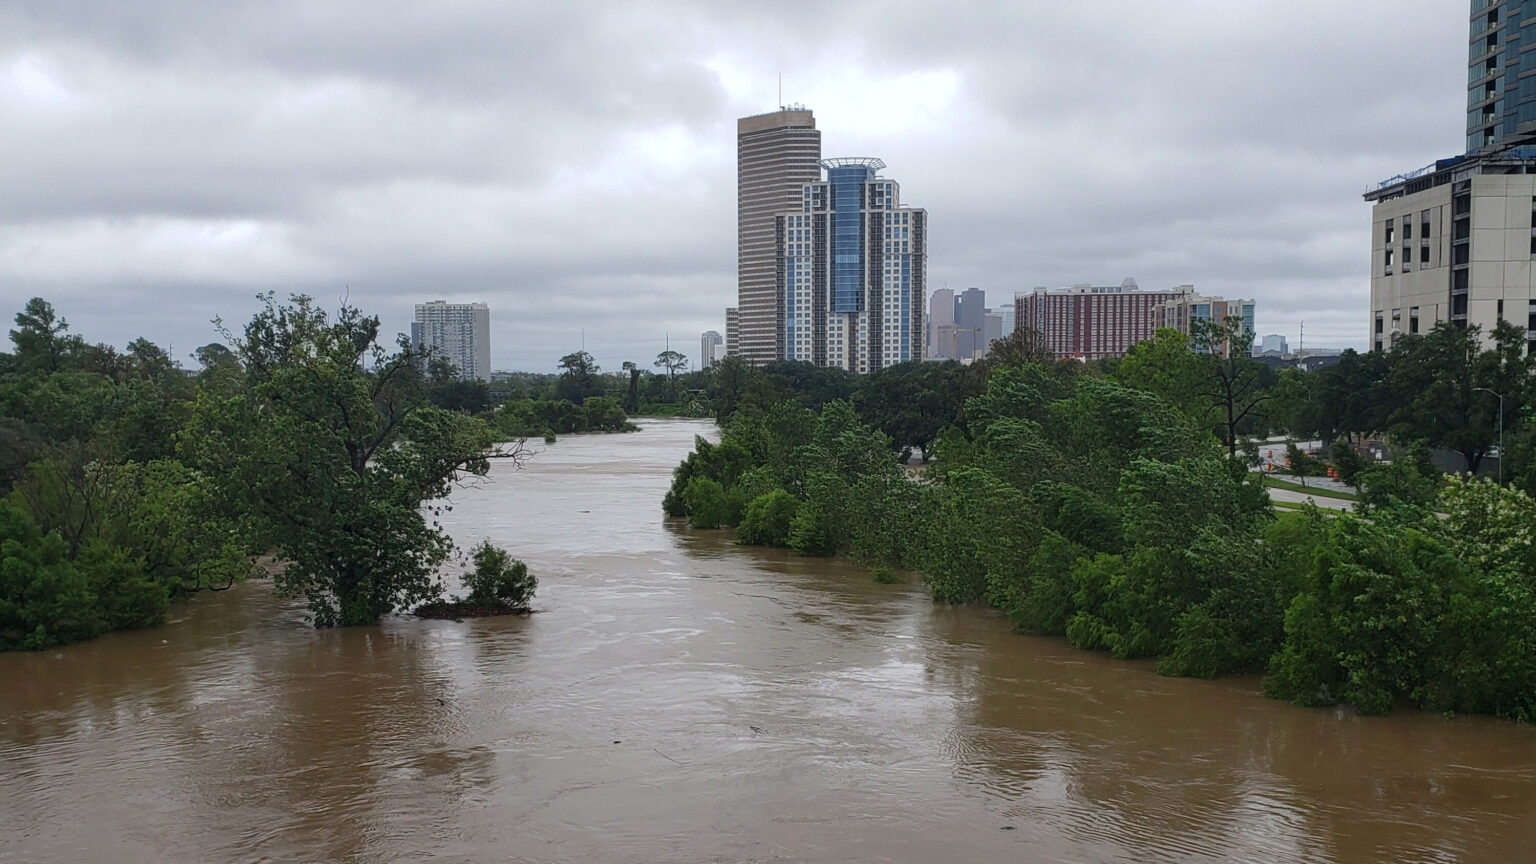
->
[1268, 321, 1534, 481]
[1, 295, 540, 648]
[664, 328, 1536, 721]
[1104, 319, 1536, 494]
[1, 300, 254, 649]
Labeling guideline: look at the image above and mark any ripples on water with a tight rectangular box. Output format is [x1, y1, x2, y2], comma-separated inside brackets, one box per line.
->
[2, 419, 1534, 863]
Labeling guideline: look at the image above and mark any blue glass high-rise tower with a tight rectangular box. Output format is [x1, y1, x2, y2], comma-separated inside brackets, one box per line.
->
[1468, 0, 1536, 153]
[776, 158, 926, 372]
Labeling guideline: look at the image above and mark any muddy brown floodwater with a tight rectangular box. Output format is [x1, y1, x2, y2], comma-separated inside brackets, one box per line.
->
[2, 418, 1533, 863]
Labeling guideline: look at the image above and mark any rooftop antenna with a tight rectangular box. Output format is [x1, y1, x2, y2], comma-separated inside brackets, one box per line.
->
[1299, 321, 1304, 355]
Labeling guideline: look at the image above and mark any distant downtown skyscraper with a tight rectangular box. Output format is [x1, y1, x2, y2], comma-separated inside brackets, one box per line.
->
[736, 108, 822, 364]
[955, 287, 986, 360]
[699, 330, 722, 370]
[412, 300, 490, 381]
[926, 287, 955, 359]
[778, 157, 926, 372]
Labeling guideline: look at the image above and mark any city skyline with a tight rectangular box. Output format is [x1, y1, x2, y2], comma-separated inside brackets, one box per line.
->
[1, 2, 1466, 371]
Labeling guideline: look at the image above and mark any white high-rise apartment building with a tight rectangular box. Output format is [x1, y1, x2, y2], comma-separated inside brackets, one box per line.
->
[777, 157, 926, 372]
[412, 301, 490, 381]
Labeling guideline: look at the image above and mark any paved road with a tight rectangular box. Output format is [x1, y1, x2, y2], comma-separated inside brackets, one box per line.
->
[1265, 485, 1354, 512]
[1254, 441, 1358, 496]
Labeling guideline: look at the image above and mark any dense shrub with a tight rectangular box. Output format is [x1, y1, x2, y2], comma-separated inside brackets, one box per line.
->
[0, 500, 174, 650]
[682, 476, 731, 529]
[736, 489, 799, 546]
[1328, 439, 1368, 486]
[462, 541, 536, 609]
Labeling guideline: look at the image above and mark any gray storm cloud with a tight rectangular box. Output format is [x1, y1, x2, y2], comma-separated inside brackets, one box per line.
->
[0, 0, 1465, 370]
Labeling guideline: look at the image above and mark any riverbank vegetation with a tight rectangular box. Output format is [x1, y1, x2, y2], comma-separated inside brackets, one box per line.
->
[414, 540, 537, 619]
[1, 295, 542, 645]
[664, 326, 1536, 721]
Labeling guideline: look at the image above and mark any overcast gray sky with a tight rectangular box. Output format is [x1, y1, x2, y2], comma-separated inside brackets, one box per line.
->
[1, 1, 1466, 372]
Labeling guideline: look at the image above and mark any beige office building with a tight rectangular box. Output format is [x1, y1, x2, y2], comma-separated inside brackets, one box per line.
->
[736, 108, 822, 364]
[1365, 152, 1536, 353]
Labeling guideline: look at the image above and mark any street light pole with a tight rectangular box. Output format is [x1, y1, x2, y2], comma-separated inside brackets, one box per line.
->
[1473, 387, 1505, 484]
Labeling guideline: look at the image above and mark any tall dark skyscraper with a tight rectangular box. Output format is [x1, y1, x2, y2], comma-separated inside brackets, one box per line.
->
[736, 108, 821, 364]
[1468, 1, 1536, 154]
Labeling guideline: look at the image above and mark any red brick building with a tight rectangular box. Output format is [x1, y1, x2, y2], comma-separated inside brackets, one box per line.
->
[1013, 281, 1192, 360]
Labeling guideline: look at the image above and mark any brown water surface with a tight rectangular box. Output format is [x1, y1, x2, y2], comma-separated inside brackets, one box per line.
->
[2, 418, 1533, 863]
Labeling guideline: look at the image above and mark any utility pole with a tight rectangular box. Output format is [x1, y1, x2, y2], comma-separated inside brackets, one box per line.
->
[1474, 387, 1505, 484]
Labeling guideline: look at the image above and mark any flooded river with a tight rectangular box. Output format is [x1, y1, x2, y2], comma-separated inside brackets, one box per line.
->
[2, 418, 1533, 863]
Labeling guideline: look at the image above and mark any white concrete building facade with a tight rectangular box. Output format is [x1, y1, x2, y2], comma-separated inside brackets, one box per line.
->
[776, 157, 926, 372]
[1366, 154, 1536, 353]
[412, 300, 491, 381]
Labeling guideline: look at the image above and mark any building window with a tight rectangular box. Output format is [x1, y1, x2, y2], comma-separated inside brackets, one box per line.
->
[1421, 245, 1430, 265]
[1410, 307, 1420, 334]
[1403, 220, 1412, 241]
[1384, 219, 1395, 244]
[1384, 248, 1394, 268]
[1421, 210, 1431, 238]
[1375, 313, 1384, 334]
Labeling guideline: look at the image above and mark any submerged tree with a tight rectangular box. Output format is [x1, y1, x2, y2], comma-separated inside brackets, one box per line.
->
[183, 294, 530, 626]
[621, 361, 641, 413]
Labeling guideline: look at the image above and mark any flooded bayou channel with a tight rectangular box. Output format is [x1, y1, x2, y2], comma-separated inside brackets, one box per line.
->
[2, 418, 1533, 863]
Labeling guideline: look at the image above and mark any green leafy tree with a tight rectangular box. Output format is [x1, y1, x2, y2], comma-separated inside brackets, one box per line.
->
[1284, 443, 1324, 486]
[854, 360, 979, 460]
[737, 488, 800, 546]
[1114, 328, 1210, 422]
[1193, 317, 1267, 460]
[10, 298, 84, 374]
[183, 294, 529, 626]
[621, 361, 641, 413]
[654, 349, 688, 401]
[556, 350, 602, 404]
[461, 540, 537, 609]
[986, 327, 1055, 369]
[1382, 322, 1530, 475]
[1328, 440, 1368, 486]
[0, 499, 99, 650]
